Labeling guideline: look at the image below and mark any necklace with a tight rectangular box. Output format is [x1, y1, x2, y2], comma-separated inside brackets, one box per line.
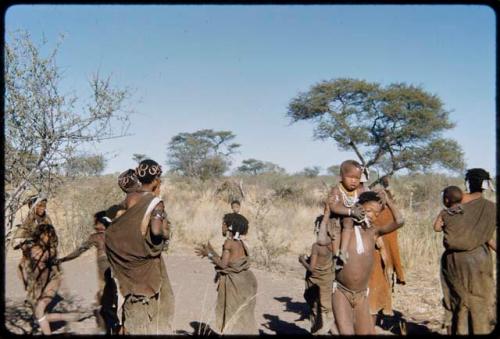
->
[338, 184, 358, 208]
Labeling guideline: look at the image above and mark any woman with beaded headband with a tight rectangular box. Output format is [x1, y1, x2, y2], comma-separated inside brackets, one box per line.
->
[105, 159, 174, 334]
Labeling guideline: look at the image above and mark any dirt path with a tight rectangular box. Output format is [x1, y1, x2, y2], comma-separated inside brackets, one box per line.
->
[5, 246, 446, 335]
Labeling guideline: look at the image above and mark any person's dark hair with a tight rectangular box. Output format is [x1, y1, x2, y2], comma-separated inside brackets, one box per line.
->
[94, 210, 112, 228]
[135, 159, 162, 184]
[442, 186, 463, 207]
[340, 160, 362, 175]
[357, 191, 381, 205]
[224, 213, 249, 236]
[118, 169, 142, 193]
[465, 168, 491, 193]
[231, 200, 241, 207]
[32, 224, 58, 247]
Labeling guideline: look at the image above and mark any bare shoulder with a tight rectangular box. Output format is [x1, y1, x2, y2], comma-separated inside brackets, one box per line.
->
[223, 239, 235, 251]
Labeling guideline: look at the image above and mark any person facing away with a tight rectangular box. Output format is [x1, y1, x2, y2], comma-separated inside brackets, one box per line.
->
[195, 213, 258, 335]
[298, 214, 337, 335]
[438, 169, 496, 335]
[222, 200, 249, 240]
[320, 160, 367, 270]
[28, 224, 85, 335]
[55, 211, 119, 334]
[105, 159, 174, 335]
[324, 190, 404, 335]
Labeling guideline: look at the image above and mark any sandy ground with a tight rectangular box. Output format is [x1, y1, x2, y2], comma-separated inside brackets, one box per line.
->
[4, 245, 452, 335]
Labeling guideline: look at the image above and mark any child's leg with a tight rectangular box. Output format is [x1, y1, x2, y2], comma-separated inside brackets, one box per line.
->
[35, 297, 53, 335]
[332, 287, 355, 334]
[353, 294, 376, 335]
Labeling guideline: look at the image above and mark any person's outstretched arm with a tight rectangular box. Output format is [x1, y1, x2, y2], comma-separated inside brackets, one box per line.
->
[58, 239, 93, 263]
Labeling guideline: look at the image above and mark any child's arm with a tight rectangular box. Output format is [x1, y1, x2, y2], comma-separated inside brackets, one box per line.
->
[317, 204, 331, 246]
[376, 194, 405, 236]
[433, 211, 445, 232]
[328, 186, 365, 220]
[299, 244, 318, 273]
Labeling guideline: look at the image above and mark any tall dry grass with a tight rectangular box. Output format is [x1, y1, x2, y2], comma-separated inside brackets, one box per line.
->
[10, 172, 495, 273]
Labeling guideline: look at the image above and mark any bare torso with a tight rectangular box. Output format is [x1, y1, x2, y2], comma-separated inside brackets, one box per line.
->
[335, 226, 376, 291]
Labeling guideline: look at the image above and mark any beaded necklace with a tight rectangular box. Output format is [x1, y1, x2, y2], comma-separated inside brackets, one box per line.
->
[338, 183, 358, 208]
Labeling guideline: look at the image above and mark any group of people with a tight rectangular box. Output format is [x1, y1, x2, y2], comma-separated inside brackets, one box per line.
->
[298, 161, 496, 335]
[11, 159, 258, 335]
[9, 157, 496, 335]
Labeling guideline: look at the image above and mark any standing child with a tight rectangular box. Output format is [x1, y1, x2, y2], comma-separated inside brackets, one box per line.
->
[318, 160, 367, 269]
[28, 224, 85, 334]
[195, 213, 258, 334]
[299, 213, 336, 334]
[12, 195, 53, 290]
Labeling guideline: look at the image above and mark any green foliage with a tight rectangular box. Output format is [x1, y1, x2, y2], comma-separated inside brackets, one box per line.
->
[166, 129, 240, 181]
[287, 78, 465, 178]
[236, 158, 286, 175]
[64, 153, 106, 177]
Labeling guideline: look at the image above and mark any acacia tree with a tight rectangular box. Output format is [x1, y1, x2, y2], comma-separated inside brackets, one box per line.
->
[63, 153, 107, 177]
[236, 158, 286, 176]
[287, 78, 465, 185]
[166, 129, 240, 180]
[5, 30, 132, 236]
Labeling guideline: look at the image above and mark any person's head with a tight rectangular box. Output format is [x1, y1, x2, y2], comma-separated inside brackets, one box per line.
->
[32, 224, 58, 248]
[357, 191, 383, 224]
[135, 159, 163, 192]
[93, 211, 112, 231]
[231, 200, 241, 214]
[465, 168, 493, 193]
[442, 186, 463, 208]
[118, 169, 142, 193]
[223, 213, 249, 239]
[28, 195, 48, 217]
[340, 160, 363, 191]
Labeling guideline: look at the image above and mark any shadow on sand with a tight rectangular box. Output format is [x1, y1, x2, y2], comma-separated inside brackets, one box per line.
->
[376, 309, 439, 335]
[260, 296, 310, 335]
[175, 321, 218, 336]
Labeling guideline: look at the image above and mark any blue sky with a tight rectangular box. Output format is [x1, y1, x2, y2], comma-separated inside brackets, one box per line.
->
[6, 5, 496, 175]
